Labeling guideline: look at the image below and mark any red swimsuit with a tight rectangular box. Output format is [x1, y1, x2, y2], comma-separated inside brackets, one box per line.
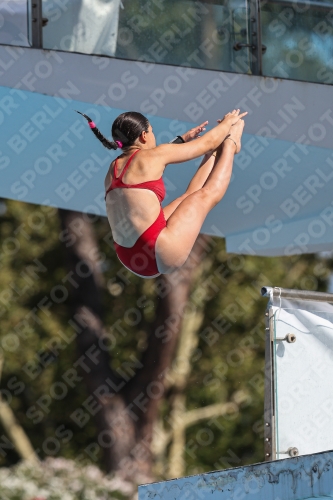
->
[105, 149, 166, 278]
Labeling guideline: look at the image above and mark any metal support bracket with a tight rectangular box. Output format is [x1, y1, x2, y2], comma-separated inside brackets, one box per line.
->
[233, 42, 256, 51]
[280, 447, 299, 457]
[276, 333, 296, 343]
[233, 42, 267, 52]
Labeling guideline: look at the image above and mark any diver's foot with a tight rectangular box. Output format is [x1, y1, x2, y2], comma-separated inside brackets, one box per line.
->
[226, 119, 245, 154]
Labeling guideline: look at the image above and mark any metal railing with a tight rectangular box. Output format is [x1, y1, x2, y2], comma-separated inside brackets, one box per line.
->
[1, 0, 333, 84]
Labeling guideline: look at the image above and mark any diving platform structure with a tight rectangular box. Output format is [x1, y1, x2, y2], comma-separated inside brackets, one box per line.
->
[140, 287, 333, 500]
[139, 450, 333, 500]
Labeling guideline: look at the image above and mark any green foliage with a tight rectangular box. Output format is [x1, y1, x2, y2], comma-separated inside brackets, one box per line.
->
[0, 201, 100, 467]
[0, 199, 332, 479]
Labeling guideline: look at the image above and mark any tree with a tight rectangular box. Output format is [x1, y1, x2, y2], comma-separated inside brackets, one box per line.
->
[0, 199, 331, 482]
[58, 209, 212, 482]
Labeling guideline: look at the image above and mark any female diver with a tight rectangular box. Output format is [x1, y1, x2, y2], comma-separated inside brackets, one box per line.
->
[77, 109, 246, 278]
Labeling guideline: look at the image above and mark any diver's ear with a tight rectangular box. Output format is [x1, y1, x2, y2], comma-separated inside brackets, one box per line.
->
[140, 130, 148, 144]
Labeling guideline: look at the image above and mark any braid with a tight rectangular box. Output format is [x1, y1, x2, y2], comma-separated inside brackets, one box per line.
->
[75, 111, 118, 150]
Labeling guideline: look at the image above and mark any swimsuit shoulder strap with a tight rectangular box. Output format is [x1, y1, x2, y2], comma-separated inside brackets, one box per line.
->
[114, 149, 140, 180]
[113, 157, 120, 179]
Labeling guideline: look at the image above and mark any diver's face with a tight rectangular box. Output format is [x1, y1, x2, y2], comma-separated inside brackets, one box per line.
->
[147, 124, 156, 148]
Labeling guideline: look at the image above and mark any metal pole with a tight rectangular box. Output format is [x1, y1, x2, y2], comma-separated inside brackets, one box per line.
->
[264, 306, 276, 461]
[249, 0, 262, 75]
[30, 0, 43, 48]
[254, 0, 263, 75]
[261, 286, 333, 303]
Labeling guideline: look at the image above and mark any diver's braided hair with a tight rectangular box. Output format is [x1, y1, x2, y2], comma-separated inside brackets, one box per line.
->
[75, 110, 149, 151]
[75, 111, 118, 150]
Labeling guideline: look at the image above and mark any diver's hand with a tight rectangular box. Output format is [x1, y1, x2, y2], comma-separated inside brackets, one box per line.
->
[181, 121, 209, 142]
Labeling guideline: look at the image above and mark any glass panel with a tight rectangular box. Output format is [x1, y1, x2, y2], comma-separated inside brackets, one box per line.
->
[42, 0, 252, 74]
[42, 0, 121, 56]
[261, 0, 333, 84]
[116, 0, 252, 73]
[0, 0, 30, 47]
[272, 299, 333, 459]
